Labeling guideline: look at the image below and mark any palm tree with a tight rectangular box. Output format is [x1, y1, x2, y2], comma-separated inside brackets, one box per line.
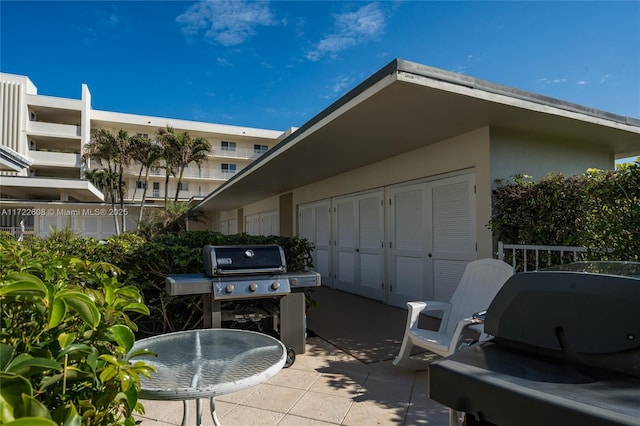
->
[83, 129, 132, 234]
[172, 132, 211, 201]
[129, 134, 163, 226]
[83, 129, 121, 234]
[156, 126, 179, 206]
[113, 129, 133, 232]
[83, 169, 112, 200]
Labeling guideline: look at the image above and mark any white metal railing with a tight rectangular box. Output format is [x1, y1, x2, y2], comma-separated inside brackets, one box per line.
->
[132, 168, 237, 180]
[0, 226, 35, 239]
[128, 189, 205, 200]
[497, 241, 589, 272]
[213, 147, 265, 160]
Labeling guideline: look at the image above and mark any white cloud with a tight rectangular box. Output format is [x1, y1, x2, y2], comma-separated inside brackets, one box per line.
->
[577, 80, 588, 85]
[322, 75, 355, 99]
[306, 3, 386, 61]
[599, 74, 612, 84]
[176, 1, 277, 46]
[537, 77, 567, 85]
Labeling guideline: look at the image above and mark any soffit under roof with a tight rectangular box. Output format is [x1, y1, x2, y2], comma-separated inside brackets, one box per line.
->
[199, 59, 640, 212]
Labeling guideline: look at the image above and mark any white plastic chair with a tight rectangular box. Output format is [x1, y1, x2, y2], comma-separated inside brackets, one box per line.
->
[394, 259, 514, 426]
[393, 258, 514, 367]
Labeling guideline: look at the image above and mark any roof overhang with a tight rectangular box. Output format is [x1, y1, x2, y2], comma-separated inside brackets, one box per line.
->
[198, 59, 640, 213]
[0, 176, 105, 202]
[0, 145, 33, 172]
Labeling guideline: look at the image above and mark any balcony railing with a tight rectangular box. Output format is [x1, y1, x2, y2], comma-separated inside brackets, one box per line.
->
[125, 168, 237, 180]
[128, 189, 207, 200]
[28, 121, 81, 138]
[213, 147, 266, 160]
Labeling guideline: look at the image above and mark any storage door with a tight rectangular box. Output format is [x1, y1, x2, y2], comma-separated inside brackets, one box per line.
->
[221, 218, 237, 235]
[388, 182, 432, 307]
[430, 173, 477, 302]
[333, 190, 384, 301]
[298, 200, 331, 285]
[245, 214, 260, 235]
[260, 210, 279, 236]
[388, 173, 476, 307]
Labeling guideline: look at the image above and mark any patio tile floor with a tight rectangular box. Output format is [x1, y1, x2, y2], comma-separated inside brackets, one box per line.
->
[135, 336, 451, 425]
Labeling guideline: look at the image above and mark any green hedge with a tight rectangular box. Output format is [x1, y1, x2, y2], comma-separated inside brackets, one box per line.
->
[25, 231, 315, 336]
[489, 160, 640, 261]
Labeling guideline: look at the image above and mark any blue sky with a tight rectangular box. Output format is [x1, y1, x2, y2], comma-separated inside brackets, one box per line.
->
[1, 1, 639, 131]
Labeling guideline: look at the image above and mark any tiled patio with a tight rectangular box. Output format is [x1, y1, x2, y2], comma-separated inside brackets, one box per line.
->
[135, 286, 452, 425]
[136, 335, 451, 425]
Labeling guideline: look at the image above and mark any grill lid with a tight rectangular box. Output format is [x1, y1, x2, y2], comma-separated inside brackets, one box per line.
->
[485, 262, 640, 355]
[203, 245, 286, 277]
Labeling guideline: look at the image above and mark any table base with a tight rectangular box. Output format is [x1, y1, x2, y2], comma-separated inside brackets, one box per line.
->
[182, 397, 221, 426]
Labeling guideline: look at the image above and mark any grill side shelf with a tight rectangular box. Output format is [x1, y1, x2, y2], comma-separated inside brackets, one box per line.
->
[166, 273, 213, 295]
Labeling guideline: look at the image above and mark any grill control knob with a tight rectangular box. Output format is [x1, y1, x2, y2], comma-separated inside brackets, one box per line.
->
[249, 282, 258, 292]
[225, 284, 235, 294]
[271, 281, 280, 291]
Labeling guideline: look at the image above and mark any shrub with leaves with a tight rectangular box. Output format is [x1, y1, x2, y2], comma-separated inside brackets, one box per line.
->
[490, 159, 640, 261]
[121, 231, 316, 335]
[0, 232, 155, 425]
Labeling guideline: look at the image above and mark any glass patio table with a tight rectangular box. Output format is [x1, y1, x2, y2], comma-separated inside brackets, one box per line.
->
[130, 328, 286, 426]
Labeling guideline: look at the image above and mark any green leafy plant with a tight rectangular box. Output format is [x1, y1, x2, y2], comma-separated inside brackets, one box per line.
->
[490, 160, 640, 261]
[0, 232, 155, 425]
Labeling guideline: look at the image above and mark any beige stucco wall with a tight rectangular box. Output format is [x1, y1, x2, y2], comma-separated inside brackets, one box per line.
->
[220, 126, 494, 256]
[243, 197, 279, 217]
[291, 127, 492, 256]
[490, 128, 613, 184]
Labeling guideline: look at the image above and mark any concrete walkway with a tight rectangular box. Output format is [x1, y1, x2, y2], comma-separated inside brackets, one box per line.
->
[136, 335, 451, 425]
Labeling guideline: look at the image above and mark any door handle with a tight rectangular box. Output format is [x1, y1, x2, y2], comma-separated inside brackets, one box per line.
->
[428, 253, 432, 257]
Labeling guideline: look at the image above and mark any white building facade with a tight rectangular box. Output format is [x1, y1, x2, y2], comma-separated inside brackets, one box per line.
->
[0, 73, 290, 238]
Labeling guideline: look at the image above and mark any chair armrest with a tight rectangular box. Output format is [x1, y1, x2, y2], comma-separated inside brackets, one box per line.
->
[447, 312, 490, 354]
[406, 301, 452, 333]
[448, 317, 479, 354]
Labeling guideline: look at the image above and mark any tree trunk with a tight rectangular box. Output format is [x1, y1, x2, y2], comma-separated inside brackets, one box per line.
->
[138, 168, 151, 227]
[107, 164, 120, 235]
[174, 166, 186, 202]
[132, 165, 144, 201]
[164, 169, 171, 206]
[117, 162, 126, 233]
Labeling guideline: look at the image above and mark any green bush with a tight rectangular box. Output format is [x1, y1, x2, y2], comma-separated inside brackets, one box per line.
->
[0, 232, 155, 425]
[120, 231, 316, 335]
[24, 230, 316, 336]
[490, 160, 640, 261]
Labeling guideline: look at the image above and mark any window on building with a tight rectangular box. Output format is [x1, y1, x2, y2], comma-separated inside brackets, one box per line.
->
[221, 163, 237, 174]
[136, 133, 149, 138]
[178, 182, 189, 191]
[136, 181, 146, 189]
[254, 144, 268, 154]
[221, 141, 237, 151]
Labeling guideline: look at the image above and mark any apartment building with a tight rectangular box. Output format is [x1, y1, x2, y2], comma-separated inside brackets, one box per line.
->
[0, 72, 291, 238]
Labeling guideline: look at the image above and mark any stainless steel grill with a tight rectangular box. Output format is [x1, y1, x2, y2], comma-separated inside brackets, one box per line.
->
[165, 245, 321, 366]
